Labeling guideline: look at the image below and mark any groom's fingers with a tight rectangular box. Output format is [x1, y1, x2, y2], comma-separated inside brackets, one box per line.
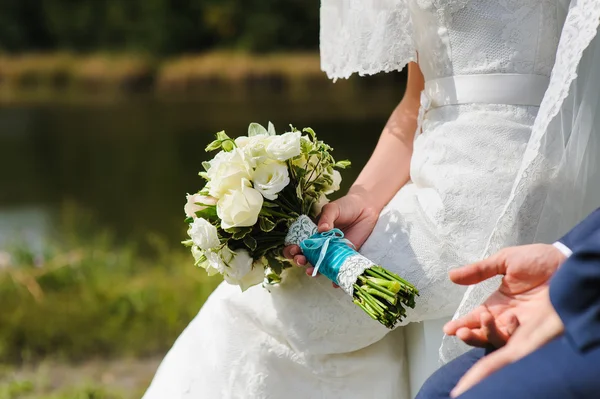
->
[449, 252, 507, 285]
[444, 306, 486, 334]
[455, 328, 489, 347]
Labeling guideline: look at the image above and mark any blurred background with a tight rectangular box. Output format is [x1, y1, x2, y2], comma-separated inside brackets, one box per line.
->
[0, 1, 406, 398]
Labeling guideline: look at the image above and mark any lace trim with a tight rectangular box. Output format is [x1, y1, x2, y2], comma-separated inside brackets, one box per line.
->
[440, 0, 600, 364]
[285, 215, 318, 246]
[320, 0, 417, 81]
[336, 254, 375, 295]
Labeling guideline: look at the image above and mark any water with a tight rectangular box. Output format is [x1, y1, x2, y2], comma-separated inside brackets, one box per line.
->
[0, 82, 403, 250]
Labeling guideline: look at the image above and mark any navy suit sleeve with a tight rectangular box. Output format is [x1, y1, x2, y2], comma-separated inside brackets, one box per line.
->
[550, 228, 600, 352]
[558, 208, 600, 252]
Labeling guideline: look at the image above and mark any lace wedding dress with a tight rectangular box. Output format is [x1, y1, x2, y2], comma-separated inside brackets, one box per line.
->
[143, 1, 600, 398]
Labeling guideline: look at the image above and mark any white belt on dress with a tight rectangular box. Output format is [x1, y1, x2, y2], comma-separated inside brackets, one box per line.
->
[417, 74, 550, 134]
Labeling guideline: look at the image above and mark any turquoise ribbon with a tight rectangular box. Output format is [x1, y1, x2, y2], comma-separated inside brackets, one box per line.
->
[299, 229, 357, 285]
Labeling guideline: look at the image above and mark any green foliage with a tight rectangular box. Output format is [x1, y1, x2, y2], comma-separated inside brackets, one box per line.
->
[0, 233, 221, 363]
[0, 0, 320, 55]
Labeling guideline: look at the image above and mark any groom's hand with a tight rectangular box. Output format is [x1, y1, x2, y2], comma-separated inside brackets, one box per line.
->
[451, 289, 564, 397]
[444, 244, 566, 347]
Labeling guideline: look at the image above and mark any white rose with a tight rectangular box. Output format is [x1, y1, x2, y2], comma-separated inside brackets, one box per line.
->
[312, 193, 329, 216]
[223, 250, 265, 291]
[188, 217, 221, 250]
[204, 247, 234, 276]
[324, 170, 342, 195]
[252, 161, 290, 200]
[191, 246, 218, 276]
[238, 135, 273, 166]
[184, 193, 218, 218]
[265, 131, 301, 161]
[207, 149, 253, 198]
[217, 179, 263, 229]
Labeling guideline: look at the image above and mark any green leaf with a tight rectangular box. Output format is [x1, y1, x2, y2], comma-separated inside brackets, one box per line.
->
[302, 127, 317, 140]
[296, 183, 303, 199]
[184, 217, 194, 224]
[335, 160, 352, 169]
[216, 130, 230, 141]
[205, 140, 222, 152]
[300, 138, 313, 154]
[248, 123, 268, 137]
[261, 201, 278, 208]
[243, 235, 258, 251]
[198, 171, 209, 181]
[222, 140, 234, 152]
[225, 226, 253, 240]
[259, 217, 276, 232]
[195, 206, 218, 220]
[181, 239, 194, 247]
[266, 253, 283, 275]
[202, 161, 211, 172]
[267, 121, 277, 136]
[293, 165, 307, 179]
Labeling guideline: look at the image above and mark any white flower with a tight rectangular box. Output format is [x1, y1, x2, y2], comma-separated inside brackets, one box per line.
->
[207, 149, 253, 198]
[324, 170, 342, 195]
[252, 161, 290, 200]
[204, 248, 233, 275]
[217, 179, 263, 229]
[188, 217, 221, 250]
[265, 131, 301, 161]
[191, 246, 218, 276]
[236, 135, 273, 166]
[184, 193, 217, 218]
[223, 249, 265, 291]
[312, 193, 329, 216]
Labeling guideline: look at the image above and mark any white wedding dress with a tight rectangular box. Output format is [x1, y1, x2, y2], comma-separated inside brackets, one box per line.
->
[144, 0, 600, 398]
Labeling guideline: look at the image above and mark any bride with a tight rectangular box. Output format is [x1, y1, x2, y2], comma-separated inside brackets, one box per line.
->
[144, 0, 600, 398]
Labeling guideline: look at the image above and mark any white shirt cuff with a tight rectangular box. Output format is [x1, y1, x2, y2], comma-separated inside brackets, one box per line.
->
[553, 241, 573, 258]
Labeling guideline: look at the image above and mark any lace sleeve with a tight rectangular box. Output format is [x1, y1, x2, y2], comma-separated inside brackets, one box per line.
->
[320, 0, 417, 81]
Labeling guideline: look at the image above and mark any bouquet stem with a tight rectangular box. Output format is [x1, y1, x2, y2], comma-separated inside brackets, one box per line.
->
[353, 266, 418, 328]
[286, 215, 419, 329]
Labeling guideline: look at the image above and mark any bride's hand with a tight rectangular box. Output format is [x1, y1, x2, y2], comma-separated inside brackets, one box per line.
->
[283, 192, 380, 276]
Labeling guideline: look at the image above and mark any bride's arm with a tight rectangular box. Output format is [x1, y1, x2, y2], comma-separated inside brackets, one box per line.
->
[285, 63, 424, 266]
[348, 62, 424, 211]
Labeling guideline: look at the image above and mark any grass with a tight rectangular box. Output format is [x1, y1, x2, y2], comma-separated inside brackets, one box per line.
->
[0, 228, 221, 363]
[0, 201, 223, 397]
[0, 358, 160, 399]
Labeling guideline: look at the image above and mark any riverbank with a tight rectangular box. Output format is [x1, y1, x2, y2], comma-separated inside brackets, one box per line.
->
[0, 52, 403, 105]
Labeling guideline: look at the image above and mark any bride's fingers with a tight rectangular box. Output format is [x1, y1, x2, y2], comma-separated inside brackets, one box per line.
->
[294, 255, 307, 266]
[305, 266, 315, 276]
[318, 202, 340, 232]
[283, 245, 301, 260]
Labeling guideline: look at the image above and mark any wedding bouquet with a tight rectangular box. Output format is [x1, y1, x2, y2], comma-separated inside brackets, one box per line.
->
[183, 122, 418, 328]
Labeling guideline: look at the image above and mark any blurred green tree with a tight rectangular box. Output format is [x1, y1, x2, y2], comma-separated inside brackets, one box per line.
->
[0, 0, 320, 54]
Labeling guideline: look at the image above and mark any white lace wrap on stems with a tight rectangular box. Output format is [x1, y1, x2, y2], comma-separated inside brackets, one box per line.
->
[285, 215, 375, 295]
[320, 0, 417, 80]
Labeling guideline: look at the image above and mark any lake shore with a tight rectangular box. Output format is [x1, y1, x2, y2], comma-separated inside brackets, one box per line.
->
[0, 52, 404, 105]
